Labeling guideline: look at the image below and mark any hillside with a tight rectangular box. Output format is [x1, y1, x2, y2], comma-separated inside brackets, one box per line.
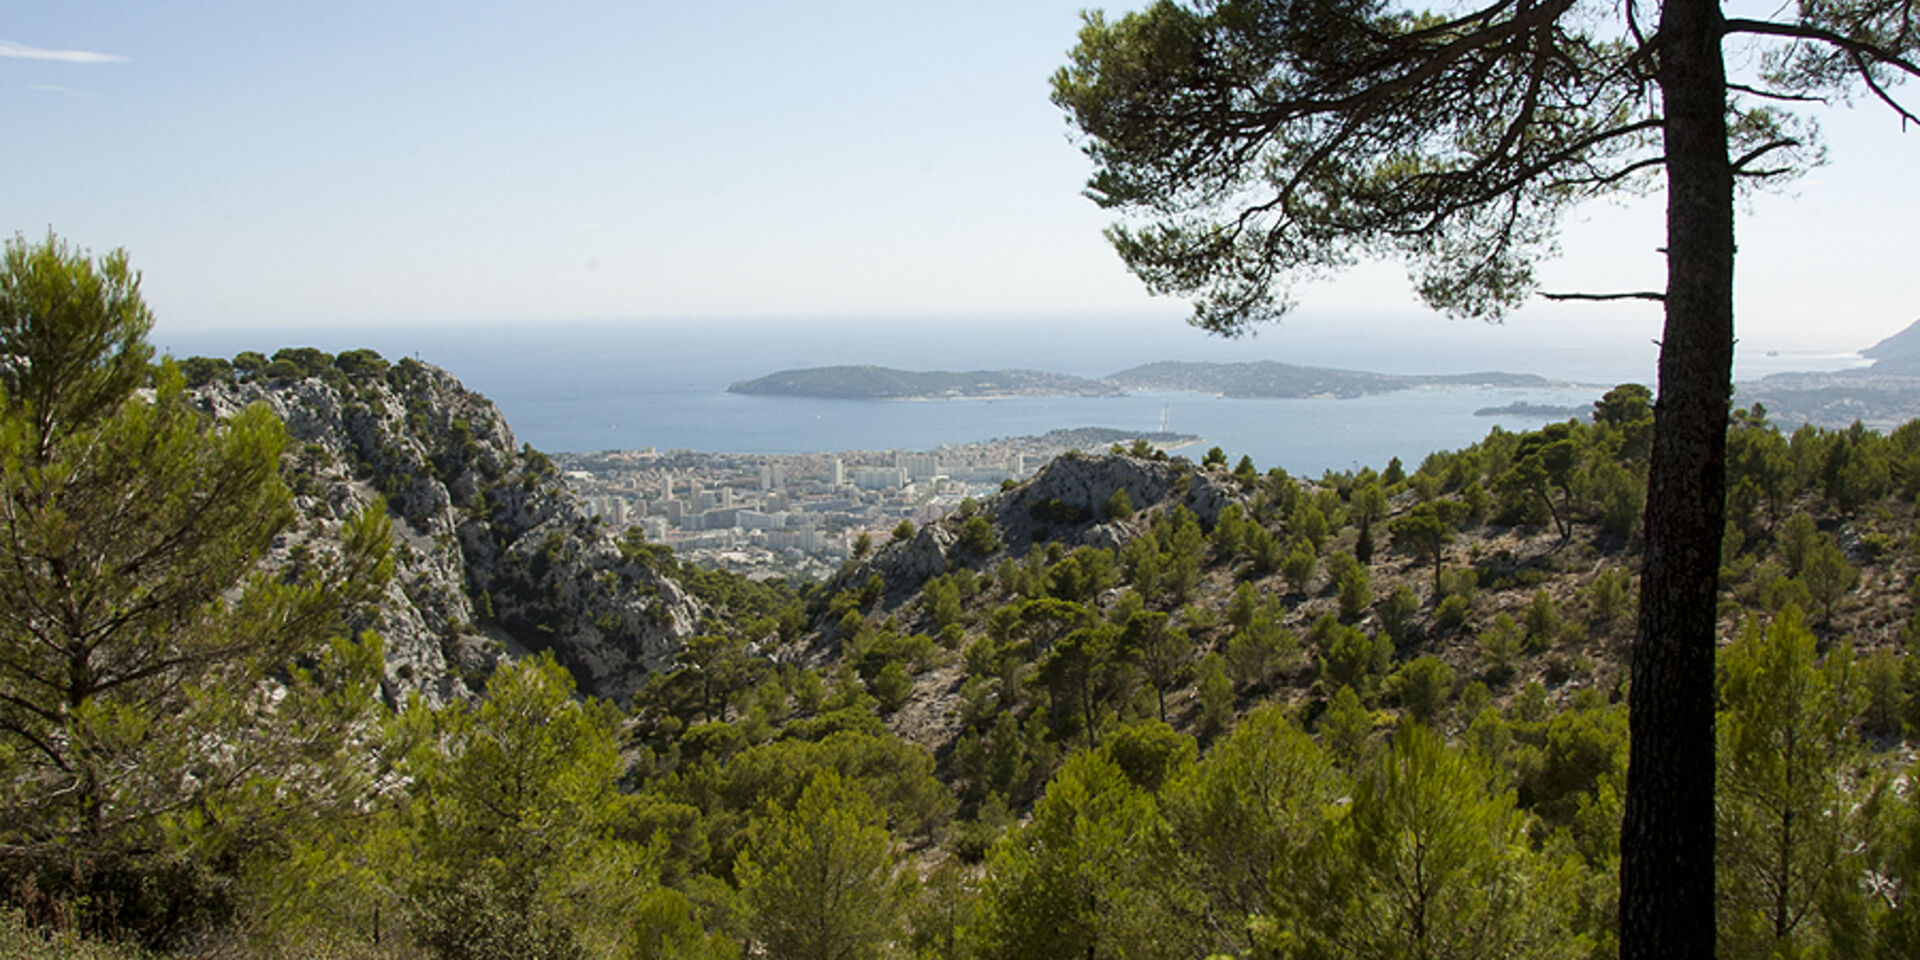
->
[188, 349, 708, 704]
[799, 412, 1920, 768]
[1859, 315, 1920, 365]
[25, 347, 1920, 958]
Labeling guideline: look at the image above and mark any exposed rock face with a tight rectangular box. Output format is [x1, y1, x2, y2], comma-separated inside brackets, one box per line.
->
[193, 359, 698, 705]
[836, 452, 1250, 609]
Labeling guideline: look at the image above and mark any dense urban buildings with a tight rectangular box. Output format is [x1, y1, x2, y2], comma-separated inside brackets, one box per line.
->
[555, 428, 1190, 580]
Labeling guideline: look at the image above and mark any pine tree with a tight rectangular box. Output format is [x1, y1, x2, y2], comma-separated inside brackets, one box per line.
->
[974, 751, 1184, 959]
[1283, 724, 1589, 960]
[736, 770, 908, 960]
[0, 235, 391, 940]
[1716, 608, 1879, 957]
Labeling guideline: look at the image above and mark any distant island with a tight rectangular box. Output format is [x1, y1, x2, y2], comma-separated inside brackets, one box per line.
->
[1474, 401, 1594, 418]
[730, 360, 1565, 401]
[726, 365, 1121, 399]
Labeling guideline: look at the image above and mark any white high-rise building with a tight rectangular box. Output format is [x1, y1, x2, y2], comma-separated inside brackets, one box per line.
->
[759, 463, 786, 491]
[900, 453, 941, 483]
[854, 467, 907, 490]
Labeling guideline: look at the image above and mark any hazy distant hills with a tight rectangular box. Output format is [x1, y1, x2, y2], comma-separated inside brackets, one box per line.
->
[1738, 316, 1920, 428]
[729, 360, 1560, 401]
[1105, 360, 1554, 397]
[1860, 319, 1920, 368]
[1855, 317, 1920, 376]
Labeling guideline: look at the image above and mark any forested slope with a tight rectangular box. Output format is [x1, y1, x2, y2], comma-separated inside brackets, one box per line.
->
[11, 322, 1920, 958]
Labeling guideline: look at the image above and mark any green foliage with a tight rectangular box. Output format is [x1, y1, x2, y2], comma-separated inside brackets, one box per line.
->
[1716, 608, 1883, 957]
[957, 514, 1002, 555]
[1282, 724, 1590, 960]
[891, 518, 915, 542]
[0, 243, 392, 944]
[1162, 705, 1341, 958]
[1233, 454, 1259, 484]
[1197, 652, 1234, 739]
[1391, 501, 1457, 594]
[1319, 685, 1375, 766]
[179, 354, 234, 388]
[1123, 609, 1194, 722]
[674, 633, 764, 724]
[1781, 511, 1819, 575]
[1822, 421, 1892, 515]
[1226, 594, 1296, 692]
[973, 752, 1174, 959]
[0, 233, 154, 455]
[1435, 593, 1475, 632]
[867, 661, 915, 714]
[1523, 589, 1561, 651]
[1244, 520, 1286, 576]
[1029, 496, 1091, 526]
[1521, 699, 1629, 831]
[1800, 534, 1859, 627]
[1337, 563, 1371, 621]
[1281, 539, 1319, 594]
[332, 347, 389, 379]
[1585, 567, 1632, 630]
[1594, 383, 1654, 461]
[1316, 619, 1393, 699]
[924, 574, 964, 630]
[1389, 656, 1456, 725]
[1290, 499, 1330, 552]
[1859, 647, 1907, 738]
[1100, 720, 1197, 793]
[1105, 486, 1135, 520]
[0, 909, 154, 960]
[735, 771, 908, 960]
[400, 654, 650, 960]
[1478, 613, 1525, 684]
[1376, 584, 1421, 648]
[1211, 502, 1248, 555]
[1381, 457, 1406, 487]
[1037, 624, 1129, 749]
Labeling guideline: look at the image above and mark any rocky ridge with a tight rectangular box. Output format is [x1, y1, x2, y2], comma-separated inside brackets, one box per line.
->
[192, 356, 701, 705]
[827, 450, 1250, 614]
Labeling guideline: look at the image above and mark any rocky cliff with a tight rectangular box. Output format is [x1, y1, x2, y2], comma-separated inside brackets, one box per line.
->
[831, 450, 1252, 611]
[191, 354, 700, 705]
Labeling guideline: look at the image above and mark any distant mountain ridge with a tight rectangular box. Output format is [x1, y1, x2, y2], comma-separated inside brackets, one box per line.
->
[1740, 316, 1920, 428]
[729, 360, 1560, 400]
[1856, 316, 1920, 375]
[1105, 360, 1554, 397]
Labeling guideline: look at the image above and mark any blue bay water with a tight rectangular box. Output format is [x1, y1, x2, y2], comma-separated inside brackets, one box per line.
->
[155, 313, 1868, 477]
[508, 386, 1606, 477]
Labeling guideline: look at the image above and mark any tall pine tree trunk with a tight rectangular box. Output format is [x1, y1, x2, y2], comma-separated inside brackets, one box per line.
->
[1621, 0, 1734, 955]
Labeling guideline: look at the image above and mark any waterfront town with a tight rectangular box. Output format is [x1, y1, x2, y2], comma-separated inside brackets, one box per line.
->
[553, 427, 1198, 581]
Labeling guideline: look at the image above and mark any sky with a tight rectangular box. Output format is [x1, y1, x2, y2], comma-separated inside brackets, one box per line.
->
[4, 1, 1917, 368]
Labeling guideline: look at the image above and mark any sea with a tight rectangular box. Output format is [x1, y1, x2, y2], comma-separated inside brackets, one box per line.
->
[155, 313, 1871, 478]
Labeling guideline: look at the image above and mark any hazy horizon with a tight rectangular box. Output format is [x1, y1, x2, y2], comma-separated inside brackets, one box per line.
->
[11, 2, 1917, 357]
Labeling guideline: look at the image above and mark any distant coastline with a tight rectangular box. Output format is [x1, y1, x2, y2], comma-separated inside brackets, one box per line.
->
[729, 360, 1574, 401]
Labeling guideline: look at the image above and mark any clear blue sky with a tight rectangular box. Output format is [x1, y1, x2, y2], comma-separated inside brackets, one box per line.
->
[4, 1, 1916, 362]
